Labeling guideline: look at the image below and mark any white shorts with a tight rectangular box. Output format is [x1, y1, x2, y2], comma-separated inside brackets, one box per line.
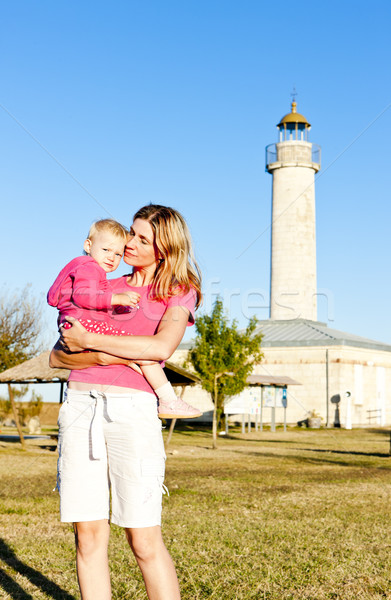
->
[57, 388, 166, 528]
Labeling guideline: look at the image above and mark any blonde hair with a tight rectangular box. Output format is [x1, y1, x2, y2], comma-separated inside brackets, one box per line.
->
[87, 219, 128, 243]
[133, 205, 202, 309]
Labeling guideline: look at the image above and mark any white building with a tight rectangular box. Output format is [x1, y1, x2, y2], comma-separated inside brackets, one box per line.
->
[251, 319, 391, 427]
[173, 100, 391, 427]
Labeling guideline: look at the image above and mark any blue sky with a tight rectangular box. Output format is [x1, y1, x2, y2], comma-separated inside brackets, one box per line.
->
[1, 0, 391, 379]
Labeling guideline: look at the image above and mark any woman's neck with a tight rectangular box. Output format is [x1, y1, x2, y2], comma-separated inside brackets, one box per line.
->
[128, 267, 155, 287]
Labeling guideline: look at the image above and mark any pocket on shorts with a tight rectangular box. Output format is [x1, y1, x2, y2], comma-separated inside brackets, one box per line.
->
[140, 457, 165, 479]
[57, 400, 70, 428]
[140, 456, 167, 497]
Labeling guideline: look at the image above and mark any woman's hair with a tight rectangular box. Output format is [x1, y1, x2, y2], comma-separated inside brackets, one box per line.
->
[133, 204, 202, 308]
[87, 219, 128, 243]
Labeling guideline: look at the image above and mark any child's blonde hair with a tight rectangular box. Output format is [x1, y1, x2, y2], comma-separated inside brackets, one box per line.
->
[87, 219, 128, 243]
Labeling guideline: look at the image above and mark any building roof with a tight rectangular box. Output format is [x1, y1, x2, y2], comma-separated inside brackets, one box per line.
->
[0, 350, 200, 387]
[246, 374, 300, 386]
[277, 101, 310, 127]
[180, 319, 391, 353]
[0, 351, 68, 383]
[254, 319, 391, 352]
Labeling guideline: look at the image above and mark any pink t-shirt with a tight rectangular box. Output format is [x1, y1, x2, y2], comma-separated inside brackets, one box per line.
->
[67, 275, 196, 393]
[47, 256, 113, 327]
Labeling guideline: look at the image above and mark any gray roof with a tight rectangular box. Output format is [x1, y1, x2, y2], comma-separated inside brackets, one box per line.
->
[246, 374, 300, 386]
[254, 319, 391, 352]
[180, 319, 391, 353]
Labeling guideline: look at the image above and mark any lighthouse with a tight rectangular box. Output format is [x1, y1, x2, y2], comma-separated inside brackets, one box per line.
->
[266, 100, 321, 321]
[175, 99, 391, 430]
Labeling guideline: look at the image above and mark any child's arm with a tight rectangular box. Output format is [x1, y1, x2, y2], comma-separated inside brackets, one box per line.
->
[71, 262, 140, 309]
[71, 262, 114, 310]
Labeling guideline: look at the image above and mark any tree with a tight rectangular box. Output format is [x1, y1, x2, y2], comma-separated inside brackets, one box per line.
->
[0, 285, 43, 371]
[0, 285, 43, 448]
[189, 298, 263, 448]
[0, 385, 28, 421]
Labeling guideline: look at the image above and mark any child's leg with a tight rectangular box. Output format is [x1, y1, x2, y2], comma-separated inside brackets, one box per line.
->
[140, 364, 202, 420]
[140, 363, 170, 390]
[61, 319, 125, 335]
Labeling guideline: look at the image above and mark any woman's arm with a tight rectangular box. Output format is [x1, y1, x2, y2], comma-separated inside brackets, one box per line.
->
[49, 340, 132, 370]
[60, 304, 190, 361]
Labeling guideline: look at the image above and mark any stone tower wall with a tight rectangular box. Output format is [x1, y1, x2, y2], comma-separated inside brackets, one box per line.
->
[270, 160, 317, 320]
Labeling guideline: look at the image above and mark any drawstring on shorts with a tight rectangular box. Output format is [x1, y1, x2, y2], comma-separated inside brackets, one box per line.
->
[89, 389, 112, 460]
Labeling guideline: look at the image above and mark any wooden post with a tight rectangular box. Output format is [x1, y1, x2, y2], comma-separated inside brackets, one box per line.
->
[8, 384, 26, 450]
[165, 418, 177, 448]
[165, 386, 185, 449]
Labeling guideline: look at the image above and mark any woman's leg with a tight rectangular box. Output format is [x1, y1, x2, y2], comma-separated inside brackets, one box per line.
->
[125, 526, 180, 600]
[74, 519, 111, 600]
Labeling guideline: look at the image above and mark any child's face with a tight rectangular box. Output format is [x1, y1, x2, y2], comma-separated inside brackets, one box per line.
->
[84, 231, 125, 273]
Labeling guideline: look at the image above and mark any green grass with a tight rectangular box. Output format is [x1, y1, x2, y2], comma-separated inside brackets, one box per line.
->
[1, 426, 391, 599]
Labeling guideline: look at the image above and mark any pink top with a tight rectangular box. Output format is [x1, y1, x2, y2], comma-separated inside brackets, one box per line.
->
[68, 275, 196, 393]
[47, 256, 113, 327]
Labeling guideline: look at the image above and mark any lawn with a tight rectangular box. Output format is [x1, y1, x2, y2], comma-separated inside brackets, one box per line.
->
[0, 426, 391, 599]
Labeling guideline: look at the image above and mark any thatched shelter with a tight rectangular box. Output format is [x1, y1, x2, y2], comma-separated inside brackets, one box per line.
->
[0, 351, 69, 384]
[0, 350, 200, 403]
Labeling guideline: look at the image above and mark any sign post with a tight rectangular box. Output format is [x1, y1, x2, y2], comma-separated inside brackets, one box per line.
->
[224, 385, 288, 434]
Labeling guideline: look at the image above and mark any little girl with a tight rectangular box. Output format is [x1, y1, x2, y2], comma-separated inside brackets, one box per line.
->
[47, 218, 201, 419]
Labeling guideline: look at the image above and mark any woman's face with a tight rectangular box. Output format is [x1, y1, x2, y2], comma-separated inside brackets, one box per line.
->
[123, 218, 160, 269]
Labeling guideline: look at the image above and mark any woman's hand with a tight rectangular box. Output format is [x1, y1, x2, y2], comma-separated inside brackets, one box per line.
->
[59, 317, 90, 352]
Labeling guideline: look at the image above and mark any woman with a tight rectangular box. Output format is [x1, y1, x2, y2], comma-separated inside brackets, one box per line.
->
[50, 204, 202, 600]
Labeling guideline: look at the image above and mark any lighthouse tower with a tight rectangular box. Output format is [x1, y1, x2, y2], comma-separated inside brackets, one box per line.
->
[266, 100, 321, 321]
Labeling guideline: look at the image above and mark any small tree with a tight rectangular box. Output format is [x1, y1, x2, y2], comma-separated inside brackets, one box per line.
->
[26, 390, 43, 419]
[0, 385, 28, 421]
[0, 285, 42, 371]
[0, 388, 43, 427]
[189, 298, 263, 448]
[0, 285, 43, 448]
